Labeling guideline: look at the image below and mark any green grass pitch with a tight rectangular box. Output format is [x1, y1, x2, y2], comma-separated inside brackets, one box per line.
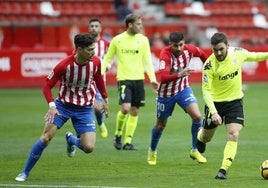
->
[0, 82, 267, 187]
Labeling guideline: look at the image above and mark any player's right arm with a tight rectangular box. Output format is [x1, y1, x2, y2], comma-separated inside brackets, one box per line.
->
[202, 60, 217, 115]
[202, 66, 222, 125]
[42, 65, 62, 105]
[102, 38, 116, 74]
[42, 62, 64, 123]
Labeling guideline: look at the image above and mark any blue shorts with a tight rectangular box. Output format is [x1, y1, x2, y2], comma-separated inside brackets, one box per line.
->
[156, 87, 198, 120]
[53, 99, 96, 137]
[95, 88, 104, 102]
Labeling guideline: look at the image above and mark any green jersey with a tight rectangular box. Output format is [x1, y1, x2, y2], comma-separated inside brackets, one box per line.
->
[102, 31, 156, 82]
[202, 47, 268, 114]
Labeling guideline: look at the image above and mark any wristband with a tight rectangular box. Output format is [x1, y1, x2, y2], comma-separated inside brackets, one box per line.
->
[49, 102, 56, 108]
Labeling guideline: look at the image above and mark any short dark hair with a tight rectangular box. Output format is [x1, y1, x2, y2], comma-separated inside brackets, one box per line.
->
[89, 18, 101, 24]
[211, 32, 228, 46]
[125, 14, 141, 27]
[169, 31, 184, 43]
[74, 33, 95, 49]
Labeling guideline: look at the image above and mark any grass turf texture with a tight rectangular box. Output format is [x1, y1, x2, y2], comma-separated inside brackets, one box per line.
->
[0, 82, 267, 187]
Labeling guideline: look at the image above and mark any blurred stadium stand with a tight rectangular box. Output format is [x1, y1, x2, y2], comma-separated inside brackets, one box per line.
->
[0, 0, 267, 49]
[164, 0, 268, 47]
[1, 0, 268, 88]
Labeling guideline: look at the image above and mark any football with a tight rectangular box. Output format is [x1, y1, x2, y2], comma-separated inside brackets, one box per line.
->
[260, 160, 268, 179]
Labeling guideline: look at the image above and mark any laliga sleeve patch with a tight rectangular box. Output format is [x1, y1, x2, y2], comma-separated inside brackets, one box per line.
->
[47, 71, 54, 79]
[202, 74, 208, 83]
[159, 60, 165, 70]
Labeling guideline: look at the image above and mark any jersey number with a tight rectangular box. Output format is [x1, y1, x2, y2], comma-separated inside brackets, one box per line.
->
[157, 102, 165, 112]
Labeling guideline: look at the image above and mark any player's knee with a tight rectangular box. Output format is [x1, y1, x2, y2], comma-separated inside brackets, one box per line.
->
[40, 134, 53, 144]
[83, 144, 94, 153]
[94, 105, 103, 112]
[121, 108, 129, 114]
[155, 125, 163, 132]
[156, 120, 167, 131]
[192, 115, 202, 122]
[199, 133, 212, 143]
[121, 104, 132, 114]
[227, 131, 240, 141]
[202, 136, 212, 143]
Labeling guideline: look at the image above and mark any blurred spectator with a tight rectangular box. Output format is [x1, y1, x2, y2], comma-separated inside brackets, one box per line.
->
[69, 24, 80, 48]
[162, 31, 170, 46]
[169, 0, 192, 2]
[184, 1, 211, 16]
[149, 31, 199, 49]
[114, 0, 133, 21]
[205, 25, 218, 39]
[0, 28, 4, 48]
[185, 33, 200, 46]
[102, 28, 113, 42]
[149, 32, 165, 49]
[40, 1, 60, 17]
[114, 0, 122, 8]
[253, 13, 268, 29]
[195, 0, 214, 2]
[247, 36, 268, 47]
[168, 0, 214, 3]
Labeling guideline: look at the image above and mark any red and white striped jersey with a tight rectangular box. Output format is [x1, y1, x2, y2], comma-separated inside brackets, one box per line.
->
[43, 54, 107, 106]
[158, 44, 208, 98]
[95, 37, 109, 82]
[94, 37, 110, 59]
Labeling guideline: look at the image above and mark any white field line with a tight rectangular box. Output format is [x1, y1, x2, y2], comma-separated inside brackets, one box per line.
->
[0, 184, 135, 188]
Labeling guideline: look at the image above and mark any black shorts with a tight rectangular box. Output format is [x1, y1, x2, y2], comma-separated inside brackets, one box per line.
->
[117, 80, 145, 107]
[203, 99, 244, 129]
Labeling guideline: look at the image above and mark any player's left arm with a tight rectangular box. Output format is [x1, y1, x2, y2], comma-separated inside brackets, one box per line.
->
[94, 59, 109, 117]
[158, 50, 194, 83]
[243, 49, 268, 62]
[102, 39, 116, 74]
[189, 44, 209, 63]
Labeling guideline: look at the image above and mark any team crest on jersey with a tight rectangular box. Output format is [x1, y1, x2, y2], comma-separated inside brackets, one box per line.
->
[121, 93, 125, 100]
[47, 71, 54, 79]
[204, 61, 212, 70]
[233, 58, 238, 65]
[202, 74, 208, 83]
[159, 60, 165, 70]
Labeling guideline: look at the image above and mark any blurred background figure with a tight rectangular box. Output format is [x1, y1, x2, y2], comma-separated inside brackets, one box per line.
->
[149, 32, 165, 49]
[114, 0, 133, 21]
[88, 18, 110, 138]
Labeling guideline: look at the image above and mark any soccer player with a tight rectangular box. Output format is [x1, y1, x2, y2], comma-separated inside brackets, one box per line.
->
[15, 33, 109, 182]
[88, 18, 110, 138]
[102, 13, 158, 150]
[147, 31, 208, 165]
[197, 32, 268, 179]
